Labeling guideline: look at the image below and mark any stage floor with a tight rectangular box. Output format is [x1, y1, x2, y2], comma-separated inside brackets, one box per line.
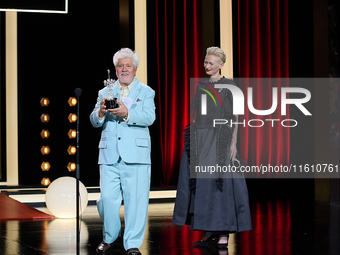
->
[0, 196, 339, 255]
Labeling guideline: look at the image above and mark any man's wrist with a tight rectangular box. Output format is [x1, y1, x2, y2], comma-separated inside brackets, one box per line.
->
[98, 110, 105, 119]
[123, 112, 129, 122]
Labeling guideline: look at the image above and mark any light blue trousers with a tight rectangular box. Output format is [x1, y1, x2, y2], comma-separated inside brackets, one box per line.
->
[97, 159, 151, 250]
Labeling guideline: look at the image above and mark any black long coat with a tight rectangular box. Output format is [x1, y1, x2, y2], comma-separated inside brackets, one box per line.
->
[172, 78, 252, 232]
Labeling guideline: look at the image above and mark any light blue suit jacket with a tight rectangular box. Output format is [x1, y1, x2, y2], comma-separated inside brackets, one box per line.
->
[90, 78, 156, 165]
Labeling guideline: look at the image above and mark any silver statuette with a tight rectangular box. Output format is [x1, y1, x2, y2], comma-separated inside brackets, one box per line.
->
[103, 69, 116, 100]
[103, 69, 119, 109]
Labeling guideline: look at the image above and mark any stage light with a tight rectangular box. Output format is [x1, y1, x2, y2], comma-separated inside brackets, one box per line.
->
[41, 113, 50, 123]
[40, 129, 50, 139]
[68, 129, 77, 139]
[68, 113, 77, 123]
[68, 97, 77, 107]
[45, 177, 88, 218]
[41, 162, 51, 171]
[41, 146, 51, 155]
[67, 162, 76, 172]
[40, 97, 50, 107]
[67, 146, 77, 155]
[41, 177, 51, 186]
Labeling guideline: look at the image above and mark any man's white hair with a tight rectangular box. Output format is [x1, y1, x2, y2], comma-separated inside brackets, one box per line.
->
[113, 48, 140, 67]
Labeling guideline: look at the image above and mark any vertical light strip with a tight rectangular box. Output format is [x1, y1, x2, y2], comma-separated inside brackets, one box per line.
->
[133, 0, 149, 251]
[134, 0, 147, 84]
[220, 0, 233, 78]
[6, 221, 19, 254]
[0, 14, 2, 181]
[5, 12, 18, 185]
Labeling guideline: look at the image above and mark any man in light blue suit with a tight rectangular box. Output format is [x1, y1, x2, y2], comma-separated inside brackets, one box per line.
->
[90, 48, 155, 255]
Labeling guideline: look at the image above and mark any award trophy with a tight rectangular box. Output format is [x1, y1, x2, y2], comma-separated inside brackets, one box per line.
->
[104, 69, 119, 109]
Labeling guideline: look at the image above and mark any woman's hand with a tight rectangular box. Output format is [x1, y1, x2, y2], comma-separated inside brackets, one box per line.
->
[230, 142, 237, 162]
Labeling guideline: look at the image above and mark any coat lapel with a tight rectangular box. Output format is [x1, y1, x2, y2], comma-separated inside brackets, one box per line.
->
[127, 78, 141, 101]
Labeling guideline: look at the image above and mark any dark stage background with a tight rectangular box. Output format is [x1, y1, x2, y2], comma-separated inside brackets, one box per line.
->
[0, 0, 325, 195]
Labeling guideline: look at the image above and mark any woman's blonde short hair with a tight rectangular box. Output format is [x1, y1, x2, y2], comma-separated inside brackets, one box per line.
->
[206, 46, 226, 64]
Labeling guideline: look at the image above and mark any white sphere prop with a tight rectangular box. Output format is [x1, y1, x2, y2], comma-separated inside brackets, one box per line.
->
[45, 177, 88, 218]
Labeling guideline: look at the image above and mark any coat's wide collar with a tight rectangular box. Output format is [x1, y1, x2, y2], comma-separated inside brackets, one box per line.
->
[113, 78, 141, 101]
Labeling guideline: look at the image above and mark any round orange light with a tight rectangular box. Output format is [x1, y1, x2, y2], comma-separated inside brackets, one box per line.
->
[68, 129, 77, 139]
[41, 162, 51, 171]
[40, 129, 50, 139]
[68, 113, 77, 123]
[40, 114, 50, 123]
[40, 97, 50, 107]
[67, 146, 77, 155]
[68, 97, 78, 107]
[41, 146, 51, 155]
[67, 162, 77, 172]
[41, 177, 51, 186]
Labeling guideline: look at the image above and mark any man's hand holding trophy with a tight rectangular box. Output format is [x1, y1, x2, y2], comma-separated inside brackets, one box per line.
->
[99, 69, 129, 119]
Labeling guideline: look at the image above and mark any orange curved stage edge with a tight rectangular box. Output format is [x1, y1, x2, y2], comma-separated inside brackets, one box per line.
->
[0, 194, 53, 221]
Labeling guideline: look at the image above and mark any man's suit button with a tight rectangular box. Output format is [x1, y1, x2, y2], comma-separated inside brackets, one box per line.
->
[118, 137, 121, 140]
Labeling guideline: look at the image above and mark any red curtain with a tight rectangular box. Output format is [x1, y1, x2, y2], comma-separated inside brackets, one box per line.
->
[237, 0, 290, 171]
[153, 0, 203, 185]
[151, 0, 290, 185]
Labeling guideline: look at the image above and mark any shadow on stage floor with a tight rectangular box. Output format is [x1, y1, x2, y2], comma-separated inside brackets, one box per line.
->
[0, 193, 339, 255]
